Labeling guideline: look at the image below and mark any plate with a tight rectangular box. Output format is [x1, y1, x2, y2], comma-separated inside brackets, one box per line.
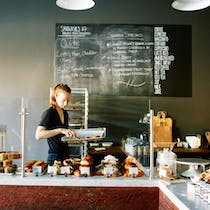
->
[94, 147, 106, 151]
[102, 142, 113, 147]
[89, 143, 100, 147]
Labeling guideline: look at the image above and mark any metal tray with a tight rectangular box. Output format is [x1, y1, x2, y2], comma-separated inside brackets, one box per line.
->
[61, 127, 106, 143]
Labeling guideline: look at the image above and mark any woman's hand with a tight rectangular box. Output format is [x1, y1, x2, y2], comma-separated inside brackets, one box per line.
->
[35, 126, 76, 140]
[61, 128, 76, 138]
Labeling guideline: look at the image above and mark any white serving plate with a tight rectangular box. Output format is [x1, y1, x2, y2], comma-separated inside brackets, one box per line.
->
[89, 142, 100, 147]
[102, 142, 113, 147]
[94, 147, 106, 151]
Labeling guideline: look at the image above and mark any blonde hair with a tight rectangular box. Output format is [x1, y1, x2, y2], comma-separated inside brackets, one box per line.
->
[49, 83, 71, 108]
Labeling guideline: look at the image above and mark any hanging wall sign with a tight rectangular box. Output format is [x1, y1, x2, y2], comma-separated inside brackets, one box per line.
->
[55, 24, 192, 97]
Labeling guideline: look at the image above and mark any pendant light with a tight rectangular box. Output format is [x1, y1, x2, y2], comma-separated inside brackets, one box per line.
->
[56, 0, 95, 10]
[172, 0, 210, 11]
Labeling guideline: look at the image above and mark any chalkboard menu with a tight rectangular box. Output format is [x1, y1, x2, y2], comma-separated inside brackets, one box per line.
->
[55, 24, 192, 97]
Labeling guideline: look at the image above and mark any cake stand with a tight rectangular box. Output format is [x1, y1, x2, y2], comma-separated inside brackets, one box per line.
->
[176, 158, 210, 178]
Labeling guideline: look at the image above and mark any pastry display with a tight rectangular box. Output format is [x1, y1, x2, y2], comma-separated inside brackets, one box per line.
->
[17, 160, 48, 174]
[123, 156, 144, 177]
[158, 164, 173, 179]
[4, 164, 17, 174]
[24, 160, 37, 169]
[62, 158, 80, 175]
[199, 169, 210, 183]
[73, 169, 81, 177]
[6, 152, 22, 159]
[86, 135, 100, 139]
[0, 150, 150, 179]
[0, 166, 4, 173]
[3, 159, 12, 167]
[32, 160, 44, 167]
[41, 163, 48, 172]
[32, 161, 48, 174]
[0, 156, 17, 174]
[74, 155, 94, 177]
[0, 152, 22, 161]
[52, 160, 62, 176]
[63, 157, 80, 166]
[96, 155, 122, 177]
[47, 158, 81, 176]
[0, 153, 7, 161]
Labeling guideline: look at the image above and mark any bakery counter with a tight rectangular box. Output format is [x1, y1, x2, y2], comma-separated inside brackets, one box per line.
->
[0, 175, 158, 210]
[0, 174, 204, 210]
[0, 174, 156, 187]
[0, 151, 207, 209]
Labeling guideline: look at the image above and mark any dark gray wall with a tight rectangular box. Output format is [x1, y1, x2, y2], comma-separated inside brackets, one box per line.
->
[0, 0, 210, 160]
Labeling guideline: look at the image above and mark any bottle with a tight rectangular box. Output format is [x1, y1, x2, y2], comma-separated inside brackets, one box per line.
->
[177, 138, 183, 147]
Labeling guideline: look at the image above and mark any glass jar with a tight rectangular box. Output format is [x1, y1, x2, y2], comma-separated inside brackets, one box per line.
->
[156, 148, 177, 178]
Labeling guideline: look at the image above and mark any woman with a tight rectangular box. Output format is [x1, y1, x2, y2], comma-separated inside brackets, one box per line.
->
[35, 83, 76, 165]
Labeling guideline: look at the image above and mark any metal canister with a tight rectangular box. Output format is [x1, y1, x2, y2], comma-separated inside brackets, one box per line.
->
[138, 146, 144, 164]
[143, 145, 150, 167]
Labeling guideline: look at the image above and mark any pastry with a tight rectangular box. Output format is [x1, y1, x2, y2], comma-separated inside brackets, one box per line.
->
[53, 160, 62, 175]
[3, 159, 12, 167]
[4, 164, 17, 173]
[86, 135, 100, 139]
[24, 160, 36, 169]
[7, 152, 22, 159]
[96, 155, 121, 177]
[32, 160, 44, 167]
[74, 169, 81, 177]
[63, 158, 76, 166]
[80, 159, 90, 167]
[41, 163, 48, 172]
[0, 153, 7, 161]
[123, 156, 144, 177]
[0, 166, 4, 173]
[4, 166, 13, 173]
[83, 155, 93, 165]
[77, 155, 94, 176]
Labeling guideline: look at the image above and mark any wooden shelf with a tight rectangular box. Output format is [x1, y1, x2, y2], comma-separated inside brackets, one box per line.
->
[88, 146, 127, 165]
[172, 147, 210, 158]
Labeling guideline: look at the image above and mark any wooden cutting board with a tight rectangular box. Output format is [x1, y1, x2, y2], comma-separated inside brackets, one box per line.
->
[153, 111, 173, 142]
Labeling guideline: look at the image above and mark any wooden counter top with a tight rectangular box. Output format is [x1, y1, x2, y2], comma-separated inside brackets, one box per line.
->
[173, 147, 210, 158]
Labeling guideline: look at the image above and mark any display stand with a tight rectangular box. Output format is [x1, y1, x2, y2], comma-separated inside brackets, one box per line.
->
[19, 97, 28, 178]
[0, 125, 6, 151]
[176, 158, 210, 177]
[65, 88, 88, 158]
[66, 88, 88, 129]
[149, 109, 154, 180]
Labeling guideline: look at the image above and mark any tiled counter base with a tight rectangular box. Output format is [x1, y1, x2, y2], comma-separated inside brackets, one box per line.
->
[0, 185, 159, 210]
[0, 175, 202, 210]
